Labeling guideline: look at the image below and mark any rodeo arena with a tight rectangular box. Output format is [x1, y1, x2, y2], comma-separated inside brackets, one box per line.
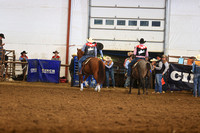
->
[1, 0, 200, 133]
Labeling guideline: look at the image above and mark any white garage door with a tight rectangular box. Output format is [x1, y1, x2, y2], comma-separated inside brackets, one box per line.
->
[88, 0, 166, 52]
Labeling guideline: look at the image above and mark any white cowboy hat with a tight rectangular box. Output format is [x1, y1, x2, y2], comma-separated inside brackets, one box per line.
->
[127, 51, 134, 56]
[150, 58, 158, 62]
[196, 54, 200, 60]
[105, 56, 112, 61]
[72, 53, 77, 57]
[87, 37, 94, 43]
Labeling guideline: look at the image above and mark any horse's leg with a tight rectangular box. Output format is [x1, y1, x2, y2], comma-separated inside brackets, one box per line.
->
[138, 80, 140, 95]
[93, 72, 99, 92]
[83, 75, 90, 88]
[129, 76, 132, 94]
[96, 83, 101, 92]
[80, 74, 84, 91]
[142, 78, 145, 95]
[146, 77, 149, 95]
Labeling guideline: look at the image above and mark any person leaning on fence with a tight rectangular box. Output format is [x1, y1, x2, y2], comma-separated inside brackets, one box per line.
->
[192, 54, 200, 97]
[19, 51, 28, 76]
[69, 54, 76, 87]
[104, 56, 115, 88]
[152, 54, 163, 94]
[51, 50, 60, 61]
[161, 55, 169, 93]
[124, 52, 133, 88]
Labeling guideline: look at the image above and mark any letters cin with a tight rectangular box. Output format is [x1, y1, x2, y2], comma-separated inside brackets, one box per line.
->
[170, 71, 194, 83]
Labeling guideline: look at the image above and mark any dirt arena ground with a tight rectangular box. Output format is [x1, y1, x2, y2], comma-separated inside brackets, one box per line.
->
[0, 82, 200, 133]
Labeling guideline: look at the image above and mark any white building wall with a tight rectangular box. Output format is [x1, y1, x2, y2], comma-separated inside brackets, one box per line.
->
[167, 0, 200, 56]
[0, 0, 68, 76]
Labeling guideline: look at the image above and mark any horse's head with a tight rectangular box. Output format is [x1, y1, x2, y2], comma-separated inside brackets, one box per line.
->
[77, 48, 84, 60]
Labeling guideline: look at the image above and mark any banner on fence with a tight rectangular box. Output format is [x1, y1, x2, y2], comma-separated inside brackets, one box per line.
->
[169, 63, 194, 90]
[27, 59, 61, 83]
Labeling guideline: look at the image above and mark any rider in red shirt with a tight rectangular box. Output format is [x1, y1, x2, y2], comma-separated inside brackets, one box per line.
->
[127, 38, 149, 77]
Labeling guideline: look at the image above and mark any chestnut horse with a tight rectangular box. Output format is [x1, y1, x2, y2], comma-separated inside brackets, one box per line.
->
[129, 59, 152, 95]
[77, 48, 105, 92]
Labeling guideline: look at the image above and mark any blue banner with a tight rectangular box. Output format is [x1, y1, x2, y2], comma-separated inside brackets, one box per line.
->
[27, 59, 39, 82]
[27, 59, 61, 83]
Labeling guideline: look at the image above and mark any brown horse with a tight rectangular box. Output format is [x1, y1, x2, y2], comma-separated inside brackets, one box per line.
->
[77, 48, 105, 92]
[129, 59, 152, 95]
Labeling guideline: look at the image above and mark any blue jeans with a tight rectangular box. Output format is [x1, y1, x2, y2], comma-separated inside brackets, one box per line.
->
[193, 74, 200, 97]
[78, 55, 94, 72]
[155, 73, 162, 93]
[124, 69, 130, 87]
[127, 57, 144, 77]
[105, 68, 115, 87]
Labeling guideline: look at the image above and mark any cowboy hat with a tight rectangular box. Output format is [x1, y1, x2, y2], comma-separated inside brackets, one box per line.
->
[21, 51, 27, 54]
[138, 38, 146, 44]
[196, 54, 200, 60]
[53, 50, 59, 54]
[105, 56, 112, 61]
[87, 37, 94, 43]
[150, 58, 158, 62]
[127, 51, 134, 56]
[0, 33, 5, 39]
[162, 55, 167, 58]
[96, 42, 104, 50]
[72, 53, 77, 57]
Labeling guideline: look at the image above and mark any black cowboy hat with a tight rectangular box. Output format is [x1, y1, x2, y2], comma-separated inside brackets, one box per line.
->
[96, 42, 104, 50]
[138, 38, 146, 44]
[0, 33, 5, 39]
[21, 51, 27, 54]
[157, 54, 162, 58]
[53, 50, 59, 54]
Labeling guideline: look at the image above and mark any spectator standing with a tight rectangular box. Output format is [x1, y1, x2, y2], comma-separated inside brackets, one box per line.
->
[124, 53, 133, 88]
[192, 54, 200, 97]
[104, 56, 115, 88]
[69, 54, 76, 87]
[19, 51, 28, 76]
[0, 33, 5, 64]
[51, 50, 60, 61]
[0, 33, 5, 47]
[161, 55, 169, 93]
[153, 55, 163, 94]
[150, 58, 158, 89]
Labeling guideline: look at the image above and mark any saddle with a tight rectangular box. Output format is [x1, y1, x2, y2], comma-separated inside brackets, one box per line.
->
[80, 57, 92, 74]
[132, 59, 143, 69]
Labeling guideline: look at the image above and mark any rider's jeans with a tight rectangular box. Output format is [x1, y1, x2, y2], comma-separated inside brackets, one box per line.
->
[78, 55, 93, 72]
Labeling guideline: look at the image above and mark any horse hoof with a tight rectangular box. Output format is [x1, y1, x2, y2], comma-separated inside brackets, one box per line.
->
[128, 92, 131, 94]
[80, 89, 83, 91]
[146, 92, 148, 95]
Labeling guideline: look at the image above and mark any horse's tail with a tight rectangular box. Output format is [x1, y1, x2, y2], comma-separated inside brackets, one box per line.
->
[146, 62, 152, 88]
[146, 62, 151, 72]
[97, 60, 105, 84]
